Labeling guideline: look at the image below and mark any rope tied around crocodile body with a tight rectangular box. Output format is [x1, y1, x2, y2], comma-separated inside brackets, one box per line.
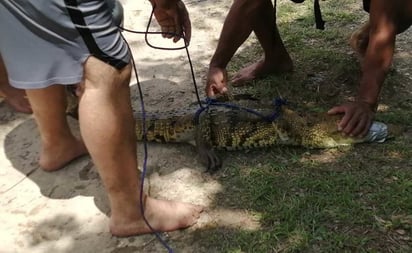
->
[193, 97, 288, 126]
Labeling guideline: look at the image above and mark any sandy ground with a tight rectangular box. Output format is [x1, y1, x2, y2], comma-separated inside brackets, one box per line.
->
[0, 1, 261, 252]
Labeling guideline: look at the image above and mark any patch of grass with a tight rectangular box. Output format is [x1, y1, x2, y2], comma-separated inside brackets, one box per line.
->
[187, 0, 412, 252]
[377, 110, 412, 125]
[194, 142, 412, 252]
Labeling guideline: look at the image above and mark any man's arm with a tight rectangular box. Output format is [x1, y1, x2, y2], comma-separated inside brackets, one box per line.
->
[205, 0, 269, 97]
[357, 5, 396, 108]
[328, 1, 397, 137]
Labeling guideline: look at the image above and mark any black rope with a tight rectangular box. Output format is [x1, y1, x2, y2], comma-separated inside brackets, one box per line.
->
[119, 3, 288, 252]
[119, 4, 203, 108]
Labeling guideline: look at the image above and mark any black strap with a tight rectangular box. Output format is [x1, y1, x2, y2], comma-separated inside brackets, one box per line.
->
[314, 0, 325, 30]
[289, 0, 325, 30]
[363, 0, 371, 12]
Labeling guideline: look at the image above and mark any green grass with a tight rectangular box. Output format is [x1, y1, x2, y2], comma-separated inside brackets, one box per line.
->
[192, 142, 412, 252]
[183, 0, 412, 252]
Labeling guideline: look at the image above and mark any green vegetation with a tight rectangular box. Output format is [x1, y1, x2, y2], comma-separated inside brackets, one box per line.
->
[184, 0, 412, 252]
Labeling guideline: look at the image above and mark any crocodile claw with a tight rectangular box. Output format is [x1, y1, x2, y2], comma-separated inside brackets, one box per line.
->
[195, 126, 222, 172]
[196, 143, 222, 172]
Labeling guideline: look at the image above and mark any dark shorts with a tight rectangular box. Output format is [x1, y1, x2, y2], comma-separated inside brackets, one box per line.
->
[0, 0, 130, 89]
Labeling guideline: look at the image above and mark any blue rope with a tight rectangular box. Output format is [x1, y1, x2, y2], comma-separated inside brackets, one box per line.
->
[194, 97, 287, 125]
[121, 37, 175, 253]
[119, 5, 192, 253]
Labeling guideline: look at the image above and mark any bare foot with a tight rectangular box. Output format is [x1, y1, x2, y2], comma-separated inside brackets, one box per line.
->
[232, 58, 293, 86]
[40, 137, 88, 171]
[110, 196, 203, 237]
[0, 86, 32, 114]
[349, 21, 370, 58]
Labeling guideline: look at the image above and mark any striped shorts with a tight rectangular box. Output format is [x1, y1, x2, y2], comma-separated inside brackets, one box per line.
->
[0, 0, 130, 89]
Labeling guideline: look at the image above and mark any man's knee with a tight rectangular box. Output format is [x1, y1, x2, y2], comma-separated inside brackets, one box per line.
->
[83, 56, 131, 90]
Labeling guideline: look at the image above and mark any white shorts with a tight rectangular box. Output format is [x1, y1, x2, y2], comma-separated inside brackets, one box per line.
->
[0, 0, 130, 89]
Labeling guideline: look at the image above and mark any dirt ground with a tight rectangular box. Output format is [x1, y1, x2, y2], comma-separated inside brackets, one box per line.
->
[1, 1, 412, 253]
[0, 1, 254, 253]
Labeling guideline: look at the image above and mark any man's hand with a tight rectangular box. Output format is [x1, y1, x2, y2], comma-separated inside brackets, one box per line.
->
[150, 0, 191, 43]
[205, 66, 229, 97]
[328, 100, 376, 137]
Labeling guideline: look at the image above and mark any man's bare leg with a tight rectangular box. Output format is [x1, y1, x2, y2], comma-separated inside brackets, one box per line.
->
[206, 0, 292, 96]
[0, 55, 32, 114]
[349, 20, 370, 58]
[25, 85, 87, 171]
[79, 57, 202, 237]
[231, 0, 293, 85]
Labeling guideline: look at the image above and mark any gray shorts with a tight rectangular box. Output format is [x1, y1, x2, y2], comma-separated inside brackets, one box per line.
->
[0, 0, 130, 89]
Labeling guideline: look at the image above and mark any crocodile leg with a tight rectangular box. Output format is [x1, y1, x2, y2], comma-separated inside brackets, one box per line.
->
[195, 109, 222, 172]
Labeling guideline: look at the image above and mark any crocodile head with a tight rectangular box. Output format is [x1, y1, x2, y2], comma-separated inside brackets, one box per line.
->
[300, 112, 392, 148]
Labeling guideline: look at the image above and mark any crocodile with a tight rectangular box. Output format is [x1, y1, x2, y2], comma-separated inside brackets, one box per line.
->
[66, 92, 390, 171]
[133, 97, 390, 171]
